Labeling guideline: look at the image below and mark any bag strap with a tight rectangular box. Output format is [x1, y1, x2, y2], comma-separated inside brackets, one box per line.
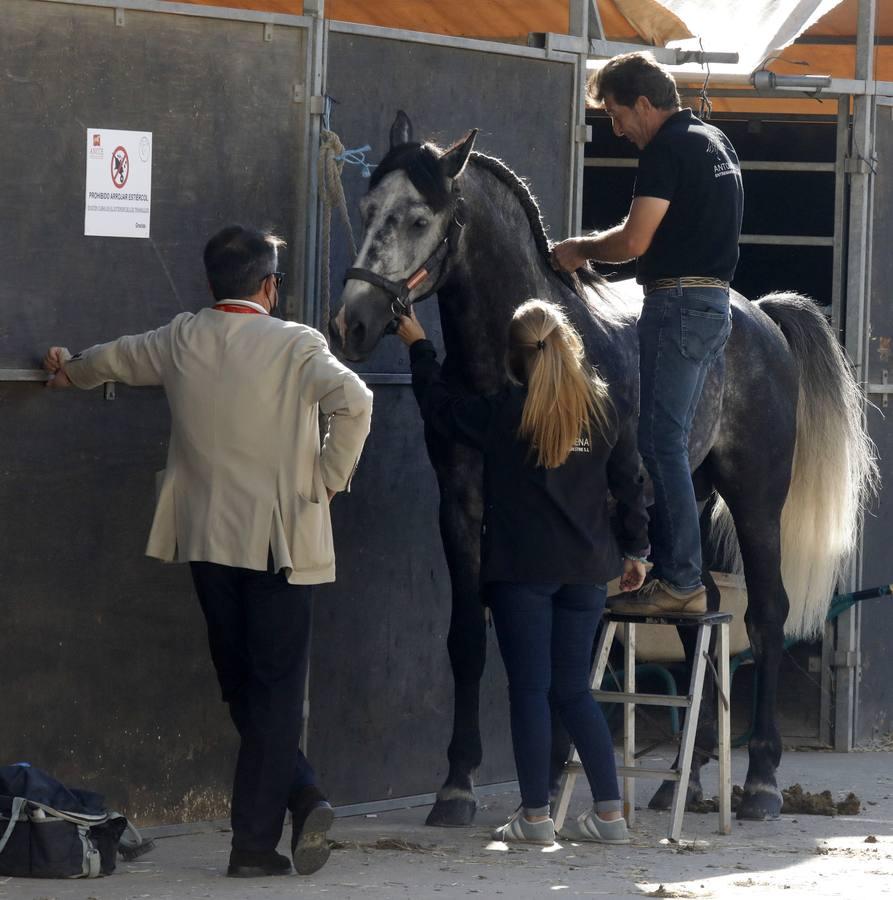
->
[84, 833, 102, 878]
[114, 814, 155, 860]
[27, 800, 107, 826]
[0, 797, 27, 856]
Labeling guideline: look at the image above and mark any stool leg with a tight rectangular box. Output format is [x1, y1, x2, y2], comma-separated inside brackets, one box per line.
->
[623, 622, 636, 826]
[553, 620, 616, 831]
[717, 622, 732, 835]
[592, 620, 616, 690]
[669, 624, 710, 841]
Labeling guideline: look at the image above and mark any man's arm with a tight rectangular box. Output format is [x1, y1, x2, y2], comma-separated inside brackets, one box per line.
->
[551, 195, 670, 272]
[300, 332, 374, 496]
[43, 316, 188, 390]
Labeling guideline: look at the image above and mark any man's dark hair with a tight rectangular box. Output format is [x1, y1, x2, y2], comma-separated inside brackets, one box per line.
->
[589, 52, 680, 110]
[203, 225, 286, 302]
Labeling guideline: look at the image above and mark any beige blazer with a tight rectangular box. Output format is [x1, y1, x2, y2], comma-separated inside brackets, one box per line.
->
[64, 305, 373, 584]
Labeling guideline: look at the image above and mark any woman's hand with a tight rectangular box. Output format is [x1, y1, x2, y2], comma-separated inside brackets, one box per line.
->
[396, 307, 427, 346]
[619, 558, 647, 592]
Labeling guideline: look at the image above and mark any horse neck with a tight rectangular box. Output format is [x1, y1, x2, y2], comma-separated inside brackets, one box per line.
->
[435, 165, 567, 392]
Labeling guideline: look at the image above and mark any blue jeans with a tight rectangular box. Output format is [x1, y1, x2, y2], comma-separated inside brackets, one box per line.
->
[637, 285, 733, 592]
[487, 582, 620, 814]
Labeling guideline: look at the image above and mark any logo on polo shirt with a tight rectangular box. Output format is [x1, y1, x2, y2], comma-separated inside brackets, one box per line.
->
[705, 130, 740, 179]
[570, 435, 592, 453]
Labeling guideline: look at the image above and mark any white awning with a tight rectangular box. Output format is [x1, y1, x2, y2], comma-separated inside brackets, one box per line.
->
[611, 0, 847, 73]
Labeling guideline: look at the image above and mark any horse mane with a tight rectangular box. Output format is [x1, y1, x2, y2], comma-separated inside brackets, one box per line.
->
[371, 141, 609, 303]
[370, 141, 453, 212]
[466, 151, 608, 299]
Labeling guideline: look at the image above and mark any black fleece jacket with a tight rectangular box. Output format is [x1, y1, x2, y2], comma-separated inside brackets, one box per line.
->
[409, 339, 649, 586]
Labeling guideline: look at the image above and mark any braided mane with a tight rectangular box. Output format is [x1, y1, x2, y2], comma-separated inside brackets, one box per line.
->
[467, 151, 606, 295]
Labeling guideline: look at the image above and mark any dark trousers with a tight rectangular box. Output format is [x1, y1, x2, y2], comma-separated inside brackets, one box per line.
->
[487, 582, 620, 814]
[637, 286, 733, 591]
[190, 560, 317, 852]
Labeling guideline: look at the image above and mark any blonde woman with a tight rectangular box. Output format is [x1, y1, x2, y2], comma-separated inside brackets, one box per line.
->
[397, 299, 648, 845]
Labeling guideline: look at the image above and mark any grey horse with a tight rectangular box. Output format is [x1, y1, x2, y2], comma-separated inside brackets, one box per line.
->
[330, 112, 876, 826]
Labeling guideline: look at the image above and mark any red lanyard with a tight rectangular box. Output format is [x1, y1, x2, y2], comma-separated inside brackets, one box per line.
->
[213, 303, 267, 315]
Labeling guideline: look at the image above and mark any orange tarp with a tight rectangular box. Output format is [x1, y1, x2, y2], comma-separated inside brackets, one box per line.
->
[162, 0, 644, 41]
[161, 0, 893, 114]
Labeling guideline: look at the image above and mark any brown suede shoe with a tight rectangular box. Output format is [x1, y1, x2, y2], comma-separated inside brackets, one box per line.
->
[291, 792, 334, 876]
[608, 578, 707, 615]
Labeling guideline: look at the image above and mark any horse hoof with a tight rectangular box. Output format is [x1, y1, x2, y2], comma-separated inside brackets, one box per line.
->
[425, 797, 476, 827]
[648, 779, 703, 811]
[736, 788, 782, 821]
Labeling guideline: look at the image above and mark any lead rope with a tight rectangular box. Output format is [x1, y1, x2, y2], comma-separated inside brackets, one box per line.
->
[698, 37, 713, 120]
[318, 128, 358, 340]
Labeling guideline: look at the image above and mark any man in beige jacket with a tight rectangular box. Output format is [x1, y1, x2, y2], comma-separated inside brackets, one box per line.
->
[43, 224, 373, 879]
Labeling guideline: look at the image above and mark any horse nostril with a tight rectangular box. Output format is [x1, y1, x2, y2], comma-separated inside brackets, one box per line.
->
[349, 319, 366, 346]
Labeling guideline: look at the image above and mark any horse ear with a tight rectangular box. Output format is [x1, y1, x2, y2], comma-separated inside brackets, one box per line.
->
[440, 129, 478, 179]
[390, 110, 414, 148]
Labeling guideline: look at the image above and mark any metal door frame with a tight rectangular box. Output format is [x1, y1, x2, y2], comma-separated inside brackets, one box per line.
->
[306, 5, 585, 382]
[1, 0, 316, 382]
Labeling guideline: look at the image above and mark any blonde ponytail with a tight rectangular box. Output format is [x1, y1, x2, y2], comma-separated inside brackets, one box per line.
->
[506, 299, 613, 469]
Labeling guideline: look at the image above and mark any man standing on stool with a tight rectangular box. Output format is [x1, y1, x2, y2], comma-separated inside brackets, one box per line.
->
[553, 51, 742, 616]
[43, 225, 373, 878]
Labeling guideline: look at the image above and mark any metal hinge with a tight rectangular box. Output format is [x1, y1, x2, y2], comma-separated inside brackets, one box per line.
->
[309, 95, 326, 116]
[844, 156, 871, 175]
[264, 23, 274, 42]
[575, 125, 592, 144]
[115, 7, 124, 26]
[833, 650, 859, 668]
[293, 83, 305, 103]
[867, 369, 890, 408]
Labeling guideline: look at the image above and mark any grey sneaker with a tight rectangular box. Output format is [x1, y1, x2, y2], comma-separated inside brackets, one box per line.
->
[608, 579, 706, 616]
[559, 810, 630, 844]
[491, 811, 555, 845]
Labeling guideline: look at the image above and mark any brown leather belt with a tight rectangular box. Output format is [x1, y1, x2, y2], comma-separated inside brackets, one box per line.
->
[644, 277, 730, 295]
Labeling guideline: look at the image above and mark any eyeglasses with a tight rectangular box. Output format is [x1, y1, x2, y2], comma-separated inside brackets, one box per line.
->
[263, 271, 286, 289]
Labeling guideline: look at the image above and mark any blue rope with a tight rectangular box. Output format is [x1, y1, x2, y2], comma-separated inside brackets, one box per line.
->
[335, 144, 375, 178]
[323, 95, 376, 177]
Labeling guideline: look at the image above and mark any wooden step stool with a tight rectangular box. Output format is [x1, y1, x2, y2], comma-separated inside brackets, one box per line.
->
[553, 610, 733, 842]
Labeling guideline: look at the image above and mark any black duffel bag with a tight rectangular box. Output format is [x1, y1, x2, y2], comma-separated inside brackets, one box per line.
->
[0, 764, 151, 878]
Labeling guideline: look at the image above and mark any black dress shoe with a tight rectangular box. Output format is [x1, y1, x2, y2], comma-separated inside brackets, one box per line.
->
[291, 798, 334, 875]
[227, 848, 292, 878]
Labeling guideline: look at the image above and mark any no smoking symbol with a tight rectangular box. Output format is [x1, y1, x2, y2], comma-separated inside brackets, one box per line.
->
[111, 146, 129, 189]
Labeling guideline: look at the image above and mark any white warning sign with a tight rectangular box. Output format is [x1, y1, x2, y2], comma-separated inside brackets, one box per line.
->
[84, 128, 152, 238]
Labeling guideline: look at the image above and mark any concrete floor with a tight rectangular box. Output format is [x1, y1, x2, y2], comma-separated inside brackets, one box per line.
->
[1, 749, 892, 900]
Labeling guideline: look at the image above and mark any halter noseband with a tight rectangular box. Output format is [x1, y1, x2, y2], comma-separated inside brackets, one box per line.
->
[344, 192, 465, 333]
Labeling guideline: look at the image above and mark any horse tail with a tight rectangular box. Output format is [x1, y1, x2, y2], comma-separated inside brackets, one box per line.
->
[743, 292, 878, 638]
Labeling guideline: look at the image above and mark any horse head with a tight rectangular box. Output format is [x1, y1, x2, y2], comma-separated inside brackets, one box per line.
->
[329, 111, 477, 361]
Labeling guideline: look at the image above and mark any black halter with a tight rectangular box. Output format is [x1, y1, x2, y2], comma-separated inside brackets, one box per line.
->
[344, 194, 465, 334]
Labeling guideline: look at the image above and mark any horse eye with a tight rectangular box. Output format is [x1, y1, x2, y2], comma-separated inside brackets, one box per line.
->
[413, 218, 429, 229]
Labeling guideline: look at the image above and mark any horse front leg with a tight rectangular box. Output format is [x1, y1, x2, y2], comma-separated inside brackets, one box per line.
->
[426, 449, 487, 827]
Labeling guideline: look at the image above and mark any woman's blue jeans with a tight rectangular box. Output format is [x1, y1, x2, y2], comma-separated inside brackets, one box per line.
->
[637, 286, 733, 592]
[487, 582, 621, 815]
